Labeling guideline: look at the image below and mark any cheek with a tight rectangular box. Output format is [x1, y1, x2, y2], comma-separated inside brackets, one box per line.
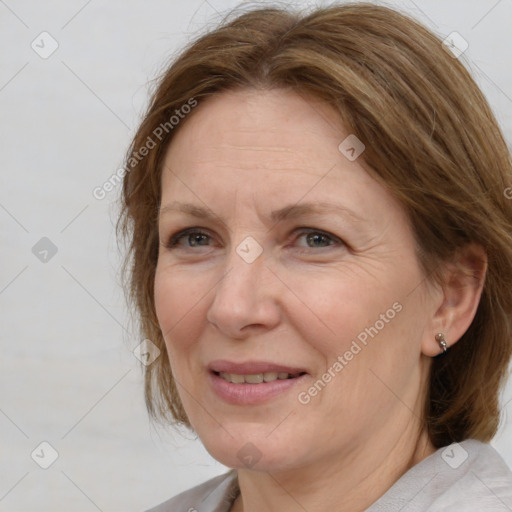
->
[154, 266, 208, 359]
[278, 265, 400, 359]
[281, 260, 426, 411]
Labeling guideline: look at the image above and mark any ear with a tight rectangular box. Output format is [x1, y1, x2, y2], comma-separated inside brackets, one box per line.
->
[421, 244, 487, 357]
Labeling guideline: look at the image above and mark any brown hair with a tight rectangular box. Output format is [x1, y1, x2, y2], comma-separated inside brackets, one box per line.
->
[119, 2, 512, 447]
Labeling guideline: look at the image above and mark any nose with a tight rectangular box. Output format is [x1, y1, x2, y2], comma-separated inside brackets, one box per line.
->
[206, 247, 281, 339]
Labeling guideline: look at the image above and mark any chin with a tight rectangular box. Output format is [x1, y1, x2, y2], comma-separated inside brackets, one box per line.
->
[196, 422, 305, 472]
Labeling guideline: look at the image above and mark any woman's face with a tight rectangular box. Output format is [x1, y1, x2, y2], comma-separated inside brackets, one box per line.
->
[155, 88, 439, 471]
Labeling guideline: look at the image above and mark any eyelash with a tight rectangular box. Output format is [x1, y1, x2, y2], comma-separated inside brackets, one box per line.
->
[164, 227, 344, 251]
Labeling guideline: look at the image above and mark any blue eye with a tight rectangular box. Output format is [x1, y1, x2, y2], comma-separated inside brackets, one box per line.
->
[167, 229, 213, 248]
[164, 227, 342, 251]
[297, 231, 336, 248]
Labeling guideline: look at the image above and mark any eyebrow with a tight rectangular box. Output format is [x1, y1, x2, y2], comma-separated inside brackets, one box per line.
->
[159, 201, 365, 224]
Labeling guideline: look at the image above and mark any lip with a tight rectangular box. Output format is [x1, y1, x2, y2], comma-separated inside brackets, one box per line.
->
[207, 360, 308, 405]
[208, 360, 307, 375]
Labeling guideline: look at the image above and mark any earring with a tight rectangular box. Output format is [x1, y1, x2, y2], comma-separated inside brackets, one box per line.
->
[435, 333, 448, 353]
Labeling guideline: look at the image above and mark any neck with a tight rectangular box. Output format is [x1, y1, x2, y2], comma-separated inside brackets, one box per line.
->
[231, 424, 436, 512]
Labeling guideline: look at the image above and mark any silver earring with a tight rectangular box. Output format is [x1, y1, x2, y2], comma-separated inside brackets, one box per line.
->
[435, 333, 448, 353]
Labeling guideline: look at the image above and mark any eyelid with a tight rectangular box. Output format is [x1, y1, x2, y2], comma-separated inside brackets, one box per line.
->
[163, 226, 345, 250]
[295, 226, 340, 238]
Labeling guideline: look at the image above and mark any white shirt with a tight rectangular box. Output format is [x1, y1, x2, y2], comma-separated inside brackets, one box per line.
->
[146, 439, 512, 511]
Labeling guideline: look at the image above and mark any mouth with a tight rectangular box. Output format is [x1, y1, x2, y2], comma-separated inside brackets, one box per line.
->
[207, 360, 309, 405]
[213, 371, 306, 384]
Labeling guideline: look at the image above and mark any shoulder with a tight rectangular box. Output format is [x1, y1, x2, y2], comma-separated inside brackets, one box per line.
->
[434, 440, 512, 510]
[144, 470, 238, 512]
[368, 439, 512, 511]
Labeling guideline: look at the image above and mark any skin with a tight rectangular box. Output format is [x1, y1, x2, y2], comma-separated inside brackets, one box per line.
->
[154, 88, 486, 511]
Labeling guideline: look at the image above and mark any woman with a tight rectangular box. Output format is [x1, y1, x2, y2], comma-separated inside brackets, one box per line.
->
[119, 2, 512, 510]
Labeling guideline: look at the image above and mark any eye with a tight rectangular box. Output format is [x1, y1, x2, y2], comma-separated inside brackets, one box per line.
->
[163, 227, 343, 252]
[165, 228, 214, 249]
[294, 228, 342, 249]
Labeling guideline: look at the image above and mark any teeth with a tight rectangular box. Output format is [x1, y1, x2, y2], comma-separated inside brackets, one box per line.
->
[245, 373, 264, 384]
[263, 372, 278, 382]
[218, 372, 297, 384]
[230, 373, 245, 384]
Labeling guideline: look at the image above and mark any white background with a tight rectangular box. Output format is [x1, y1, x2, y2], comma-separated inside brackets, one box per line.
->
[1, 0, 511, 510]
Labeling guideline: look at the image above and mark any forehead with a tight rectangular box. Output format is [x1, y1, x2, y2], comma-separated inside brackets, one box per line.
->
[159, 88, 402, 228]
[162, 88, 371, 187]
